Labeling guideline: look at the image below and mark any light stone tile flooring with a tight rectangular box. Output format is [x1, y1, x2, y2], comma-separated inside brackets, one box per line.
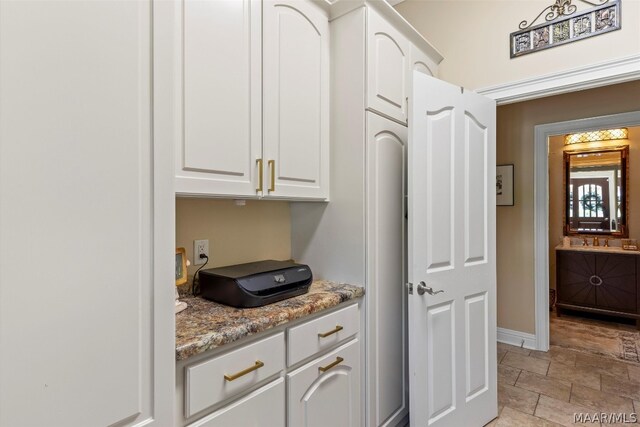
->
[487, 342, 640, 426]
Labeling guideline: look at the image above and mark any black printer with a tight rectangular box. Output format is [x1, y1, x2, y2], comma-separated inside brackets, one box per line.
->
[198, 260, 313, 308]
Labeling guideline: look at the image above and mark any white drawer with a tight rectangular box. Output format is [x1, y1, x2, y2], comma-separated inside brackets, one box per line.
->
[185, 332, 285, 418]
[187, 378, 285, 427]
[287, 303, 359, 366]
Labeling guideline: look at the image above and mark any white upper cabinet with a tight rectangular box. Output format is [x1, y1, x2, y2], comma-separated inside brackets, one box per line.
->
[176, 0, 262, 197]
[411, 43, 438, 77]
[367, 6, 411, 125]
[176, 0, 329, 200]
[263, 0, 330, 200]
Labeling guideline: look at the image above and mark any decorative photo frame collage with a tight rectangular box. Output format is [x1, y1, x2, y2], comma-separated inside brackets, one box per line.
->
[510, 0, 621, 58]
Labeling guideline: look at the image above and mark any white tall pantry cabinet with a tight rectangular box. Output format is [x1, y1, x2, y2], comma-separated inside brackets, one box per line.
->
[291, 2, 442, 426]
[0, 1, 175, 426]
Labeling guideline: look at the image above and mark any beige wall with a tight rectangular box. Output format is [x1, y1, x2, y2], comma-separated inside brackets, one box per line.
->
[496, 81, 640, 334]
[395, 0, 640, 90]
[548, 127, 640, 290]
[176, 198, 292, 286]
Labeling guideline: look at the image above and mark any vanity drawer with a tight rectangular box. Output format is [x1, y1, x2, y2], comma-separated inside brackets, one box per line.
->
[185, 332, 285, 418]
[287, 303, 359, 366]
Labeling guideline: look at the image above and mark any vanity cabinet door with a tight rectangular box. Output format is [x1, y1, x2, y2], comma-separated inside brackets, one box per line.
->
[557, 251, 637, 314]
[556, 251, 597, 307]
[594, 253, 636, 313]
[288, 339, 360, 427]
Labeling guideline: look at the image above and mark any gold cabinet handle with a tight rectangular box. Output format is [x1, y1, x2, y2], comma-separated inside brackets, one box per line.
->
[256, 159, 263, 193]
[268, 160, 275, 193]
[224, 360, 264, 382]
[318, 357, 344, 373]
[317, 325, 343, 338]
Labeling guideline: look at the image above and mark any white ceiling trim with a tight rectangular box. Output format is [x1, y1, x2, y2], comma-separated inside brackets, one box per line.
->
[386, 0, 406, 6]
[476, 54, 640, 105]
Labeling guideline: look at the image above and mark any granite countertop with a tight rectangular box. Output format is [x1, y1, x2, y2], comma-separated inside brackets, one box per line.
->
[555, 243, 640, 255]
[175, 280, 364, 361]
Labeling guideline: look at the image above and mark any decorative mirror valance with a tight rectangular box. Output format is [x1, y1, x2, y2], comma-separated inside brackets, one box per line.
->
[564, 146, 629, 237]
[510, 0, 621, 58]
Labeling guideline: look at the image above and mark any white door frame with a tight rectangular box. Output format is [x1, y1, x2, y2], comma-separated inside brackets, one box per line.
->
[476, 54, 640, 106]
[475, 54, 640, 351]
[532, 111, 640, 351]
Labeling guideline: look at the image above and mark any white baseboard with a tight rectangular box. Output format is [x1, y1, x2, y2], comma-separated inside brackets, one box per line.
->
[497, 327, 537, 350]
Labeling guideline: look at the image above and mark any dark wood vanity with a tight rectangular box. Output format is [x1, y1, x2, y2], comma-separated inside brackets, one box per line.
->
[556, 246, 640, 326]
[556, 140, 637, 325]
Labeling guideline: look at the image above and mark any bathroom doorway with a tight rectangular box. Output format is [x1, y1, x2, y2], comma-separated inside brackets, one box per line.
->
[533, 111, 640, 358]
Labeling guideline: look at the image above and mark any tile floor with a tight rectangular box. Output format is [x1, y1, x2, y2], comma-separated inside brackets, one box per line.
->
[487, 342, 640, 426]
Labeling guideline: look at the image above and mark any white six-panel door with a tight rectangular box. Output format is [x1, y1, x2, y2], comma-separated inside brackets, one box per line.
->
[262, 0, 329, 199]
[409, 72, 497, 427]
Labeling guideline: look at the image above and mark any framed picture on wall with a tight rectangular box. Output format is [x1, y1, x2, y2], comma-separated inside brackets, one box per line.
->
[497, 164, 514, 206]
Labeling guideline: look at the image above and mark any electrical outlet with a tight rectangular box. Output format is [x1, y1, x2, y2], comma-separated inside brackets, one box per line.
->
[193, 239, 209, 265]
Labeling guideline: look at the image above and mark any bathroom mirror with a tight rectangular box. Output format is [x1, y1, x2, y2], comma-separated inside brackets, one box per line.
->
[564, 146, 629, 237]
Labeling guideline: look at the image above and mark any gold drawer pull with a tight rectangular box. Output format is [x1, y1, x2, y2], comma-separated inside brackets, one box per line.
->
[268, 160, 275, 193]
[319, 357, 344, 373]
[318, 325, 343, 338]
[224, 360, 264, 382]
[256, 159, 264, 193]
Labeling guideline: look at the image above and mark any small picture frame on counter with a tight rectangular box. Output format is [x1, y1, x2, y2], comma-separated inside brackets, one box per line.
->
[175, 247, 188, 314]
[176, 247, 188, 286]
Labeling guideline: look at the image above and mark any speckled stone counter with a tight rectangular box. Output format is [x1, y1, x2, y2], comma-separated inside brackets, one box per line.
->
[175, 280, 364, 361]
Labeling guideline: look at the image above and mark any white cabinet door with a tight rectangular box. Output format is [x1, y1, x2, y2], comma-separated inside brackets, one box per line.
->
[288, 339, 360, 427]
[176, 0, 262, 197]
[367, 6, 411, 124]
[0, 1, 174, 426]
[410, 44, 438, 77]
[188, 379, 285, 427]
[366, 113, 409, 427]
[263, 0, 330, 200]
[409, 73, 497, 427]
